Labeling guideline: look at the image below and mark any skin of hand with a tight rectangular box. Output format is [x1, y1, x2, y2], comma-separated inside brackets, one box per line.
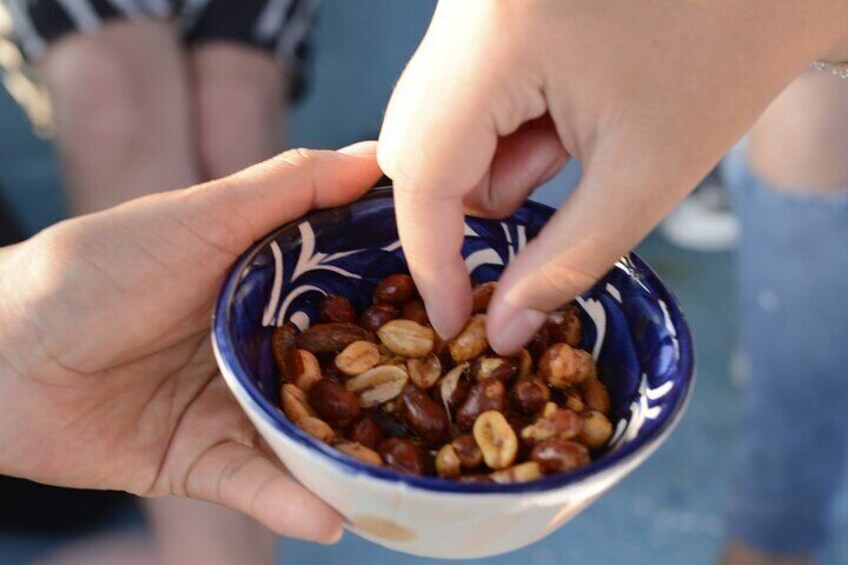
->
[378, 0, 848, 353]
[0, 143, 382, 544]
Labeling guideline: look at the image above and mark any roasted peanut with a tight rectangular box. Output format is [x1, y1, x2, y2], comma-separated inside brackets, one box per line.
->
[319, 294, 357, 324]
[308, 378, 361, 427]
[281, 383, 314, 423]
[471, 282, 497, 313]
[449, 314, 488, 362]
[335, 340, 381, 376]
[452, 434, 483, 469]
[456, 379, 506, 431]
[530, 437, 590, 473]
[438, 363, 470, 416]
[547, 305, 582, 347]
[473, 411, 519, 470]
[539, 343, 588, 388]
[490, 461, 543, 484]
[517, 349, 533, 379]
[297, 416, 336, 443]
[360, 303, 400, 332]
[542, 401, 558, 418]
[335, 442, 383, 466]
[398, 385, 449, 447]
[471, 356, 518, 384]
[435, 444, 462, 478]
[511, 377, 551, 415]
[401, 300, 429, 325]
[565, 390, 585, 413]
[378, 438, 428, 475]
[296, 322, 376, 355]
[581, 377, 611, 414]
[345, 365, 409, 408]
[527, 324, 550, 363]
[406, 353, 441, 389]
[373, 274, 416, 306]
[520, 408, 583, 445]
[377, 319, 435, 358]
[350, 417, 385, 450]
[272, 322, 301, 384]
[575, 349, 598, 382]
[294, 349, 322, 391]
[577, 410, 613, 449]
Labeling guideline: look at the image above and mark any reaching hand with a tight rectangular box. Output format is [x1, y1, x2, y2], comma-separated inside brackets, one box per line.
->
[0, 143, 382, 543]
[378, 0, 848, 352]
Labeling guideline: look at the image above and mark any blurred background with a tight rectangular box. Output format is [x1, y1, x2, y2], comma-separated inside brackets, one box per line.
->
[1, 1, 847, 564]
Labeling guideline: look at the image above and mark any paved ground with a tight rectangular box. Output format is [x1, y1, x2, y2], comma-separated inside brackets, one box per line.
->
[1, 2, 846, 563]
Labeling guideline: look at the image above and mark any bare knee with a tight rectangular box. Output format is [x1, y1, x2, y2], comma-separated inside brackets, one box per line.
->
[42, 38, 148, 163]
[191, 43, 286, 179]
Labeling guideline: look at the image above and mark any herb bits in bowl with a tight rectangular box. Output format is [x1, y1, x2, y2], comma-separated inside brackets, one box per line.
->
[212, 188, 694, 558]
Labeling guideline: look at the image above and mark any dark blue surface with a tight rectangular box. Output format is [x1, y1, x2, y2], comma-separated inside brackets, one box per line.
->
[213, 188, 694, 494]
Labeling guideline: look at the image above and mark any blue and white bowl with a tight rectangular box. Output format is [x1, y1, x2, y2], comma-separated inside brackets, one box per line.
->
[212, 188, 695, 559]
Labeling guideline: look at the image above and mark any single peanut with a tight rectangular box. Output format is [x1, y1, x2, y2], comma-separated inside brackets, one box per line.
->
[452, 434, 483, 469]
[378, 438, 428, 476]
[308, 378, 361, 427]
[296, 322, 376, 355]
[511, 377, 551, 415]
[294, 349, 322, 391]
[272, 322, 301, 384]
[581, 377, 611, 414]
[539, 343, 588, 388]
[401, 300, 429, 325]
[520, 408, 583, 445]
[350, 417, 384, 450]
[407, 353, 442, 389]
[398, 385, 449, 447]
[377, 319, 435, 358]
[577, 410, 613, 449]
[517, 349, 533, 379]
[335, 442, 383, 466]
[490, 461, 543, 484]
[471, 282, 497, 313]
[435, 444, 462, 478]
[372, 274, 416, 306]
[530, 437, 590, 473]
[360, 303, 400, 332]
[473, 411, 518, 470]
[296, 416, 336, 443]
[565, 390, 585, 413]
[456, 379, 506, 431]
[319, 294, 357, 324]
[438, 362, 470, 416]
[449, 314, 488, 362]
[345, 365, 409, 408]
[547, 305, 582, 347]
[335, 340, 381, 376]
[281, 383, 314, 423]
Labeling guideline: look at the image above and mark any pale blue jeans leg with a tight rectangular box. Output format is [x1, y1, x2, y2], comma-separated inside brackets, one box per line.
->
[722, 146, 848, 553]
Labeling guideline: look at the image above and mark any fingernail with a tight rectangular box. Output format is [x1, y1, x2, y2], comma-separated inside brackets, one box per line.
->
[326, 525, 345, 545]
[338, 140, 377, 156]
[488, 305, 547, 355]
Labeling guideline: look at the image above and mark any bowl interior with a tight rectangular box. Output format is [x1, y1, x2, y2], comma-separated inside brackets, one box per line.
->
[214, 188, 694, 492]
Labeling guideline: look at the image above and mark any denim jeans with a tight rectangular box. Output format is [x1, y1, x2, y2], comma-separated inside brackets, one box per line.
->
[723, 146, 848, 553]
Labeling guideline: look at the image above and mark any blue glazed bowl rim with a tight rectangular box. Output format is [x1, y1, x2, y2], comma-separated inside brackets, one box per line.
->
[212, 188, 696, 494]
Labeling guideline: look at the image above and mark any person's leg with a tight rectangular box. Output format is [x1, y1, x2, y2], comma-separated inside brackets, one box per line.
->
[190, 42, 287, 179]
[721, 71, 848, 565]
[38, 18, 198, 214]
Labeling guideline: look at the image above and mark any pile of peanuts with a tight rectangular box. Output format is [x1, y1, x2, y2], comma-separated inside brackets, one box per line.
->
[272, 274, 614, 484]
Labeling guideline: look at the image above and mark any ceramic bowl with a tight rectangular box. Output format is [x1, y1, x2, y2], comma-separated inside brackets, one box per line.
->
[212, 188, 694, 559]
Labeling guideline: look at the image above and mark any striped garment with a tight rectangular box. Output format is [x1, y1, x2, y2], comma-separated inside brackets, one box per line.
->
[2, 0, 318, 63]
[0, 0, 318, 132]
